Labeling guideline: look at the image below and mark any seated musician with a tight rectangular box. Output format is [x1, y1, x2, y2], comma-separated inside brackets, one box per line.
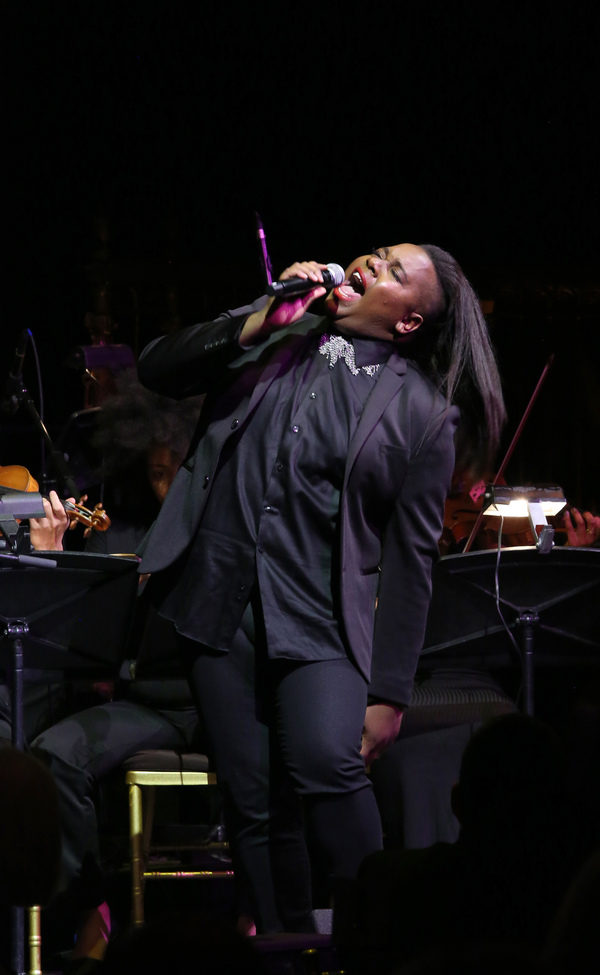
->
[29, 372, 204, 964]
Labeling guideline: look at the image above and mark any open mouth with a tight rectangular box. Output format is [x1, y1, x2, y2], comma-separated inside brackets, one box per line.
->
[334, 268, 365, 302]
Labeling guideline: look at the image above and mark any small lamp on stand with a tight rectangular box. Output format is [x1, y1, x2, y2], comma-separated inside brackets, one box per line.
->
[482, 486, 567, 554]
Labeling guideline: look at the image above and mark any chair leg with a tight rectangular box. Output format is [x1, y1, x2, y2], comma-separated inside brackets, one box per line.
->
[142, 785, 156, 861]
[128, 782, 145, 927]
[28, 905, 41, 975]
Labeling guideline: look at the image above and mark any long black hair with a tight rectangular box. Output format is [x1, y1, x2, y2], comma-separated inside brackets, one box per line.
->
[417, 244, 506, 478]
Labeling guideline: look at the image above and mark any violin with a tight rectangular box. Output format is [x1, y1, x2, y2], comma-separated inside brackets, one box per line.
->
[0, 464, 111, 533]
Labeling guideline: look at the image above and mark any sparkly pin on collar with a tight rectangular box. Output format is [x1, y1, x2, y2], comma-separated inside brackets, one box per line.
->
[318, 334, 381, 377]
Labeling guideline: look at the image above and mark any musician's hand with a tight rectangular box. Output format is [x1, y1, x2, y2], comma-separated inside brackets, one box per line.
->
[563, 508, 600, 547]
[240, 261, 329, 347]
[29, 490, 72, 551]
[361, 703, 403, 770]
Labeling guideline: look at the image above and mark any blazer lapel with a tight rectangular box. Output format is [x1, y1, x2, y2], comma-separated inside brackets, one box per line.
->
[343, 354, 407, 492]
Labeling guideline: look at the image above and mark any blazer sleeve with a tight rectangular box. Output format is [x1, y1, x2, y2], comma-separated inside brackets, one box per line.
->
[137, 297, 269, 399]
[368, 404, 459, 708]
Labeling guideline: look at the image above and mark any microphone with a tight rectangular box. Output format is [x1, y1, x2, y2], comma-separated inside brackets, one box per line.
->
[255, 211, 273, 287]
[2, 329, 30, 414]
[266, 263, 344, 297]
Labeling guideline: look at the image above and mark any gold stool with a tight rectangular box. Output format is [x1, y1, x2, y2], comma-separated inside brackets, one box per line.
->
[122, 750, 233, 926]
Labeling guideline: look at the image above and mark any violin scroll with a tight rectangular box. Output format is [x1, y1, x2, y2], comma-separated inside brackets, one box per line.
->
[63, 499, 111, 532]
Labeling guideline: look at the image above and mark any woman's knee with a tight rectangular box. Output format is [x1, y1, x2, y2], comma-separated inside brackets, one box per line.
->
[284, 736, 367, 796]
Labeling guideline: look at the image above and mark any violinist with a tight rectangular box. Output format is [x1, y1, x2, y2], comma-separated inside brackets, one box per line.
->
[30, 372, 204, 964]
[0, 461, 108, 554]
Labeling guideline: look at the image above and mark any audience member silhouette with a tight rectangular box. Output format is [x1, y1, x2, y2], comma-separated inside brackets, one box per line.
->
[0, 748, 61, 908]
[542, 847, 600, 975]
[356, 714, 576, 973]
[391, 942, 541, 975]
[29, 371, 204, 963]
[101, 911, 268, 975]
[0, 749, 62, 973]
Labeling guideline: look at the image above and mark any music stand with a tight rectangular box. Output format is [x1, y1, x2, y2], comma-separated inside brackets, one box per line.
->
[0, 550, 139, 975]
[422, 546, 600, 715]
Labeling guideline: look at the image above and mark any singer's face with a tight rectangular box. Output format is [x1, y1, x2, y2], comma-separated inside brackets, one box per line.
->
[324, 243, 438, 343]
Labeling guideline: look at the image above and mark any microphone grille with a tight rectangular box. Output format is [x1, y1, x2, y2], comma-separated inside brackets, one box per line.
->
[326, 263, 345, 286]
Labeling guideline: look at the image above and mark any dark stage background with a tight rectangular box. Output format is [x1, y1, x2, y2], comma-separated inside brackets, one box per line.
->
[3, 2, 599, 509]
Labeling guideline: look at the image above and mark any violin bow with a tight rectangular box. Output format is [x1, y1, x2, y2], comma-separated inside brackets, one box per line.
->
[463, 354, 555, 553]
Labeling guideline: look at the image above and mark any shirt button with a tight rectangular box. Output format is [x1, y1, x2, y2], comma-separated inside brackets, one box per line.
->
[203, 475, 210, 488]
[231, 419, 239, 429]
[264, 505, 272, 512]
[292, 425, 299, 433]
[240, 585, 246, 592]
[276, 464, 283, 472]
[258, 546, 264, 554]
[309, 392, 316, 399]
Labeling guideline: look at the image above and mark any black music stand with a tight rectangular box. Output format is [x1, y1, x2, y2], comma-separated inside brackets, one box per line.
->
[0, 551, 139, 975]
[421, 546, 600, 715]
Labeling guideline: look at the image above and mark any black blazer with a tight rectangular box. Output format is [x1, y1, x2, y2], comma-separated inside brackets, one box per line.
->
[137, 301, 459, 708]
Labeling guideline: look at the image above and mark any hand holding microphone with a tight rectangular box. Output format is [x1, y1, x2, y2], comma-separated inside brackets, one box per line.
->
[265, 259, 344, 327]
[240, 259, 343, 347]
[266, 262, 344, 297]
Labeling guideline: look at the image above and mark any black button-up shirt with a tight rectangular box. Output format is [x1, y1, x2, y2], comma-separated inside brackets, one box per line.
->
[161, 329, 393, 659]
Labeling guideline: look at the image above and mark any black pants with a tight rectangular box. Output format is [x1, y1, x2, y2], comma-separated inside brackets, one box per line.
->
[182, 601, 383, 933]
[31, 698, 199, 906]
